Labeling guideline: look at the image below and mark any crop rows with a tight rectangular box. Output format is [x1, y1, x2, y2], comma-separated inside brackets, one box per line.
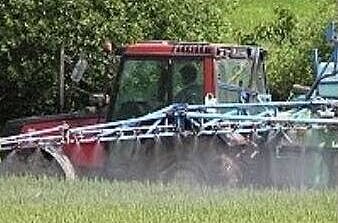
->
[0, 177, 336, 223]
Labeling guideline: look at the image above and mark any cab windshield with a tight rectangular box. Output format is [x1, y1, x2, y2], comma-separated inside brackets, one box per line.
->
[111, 57, 203, 120]
[216, 58, 265, 103]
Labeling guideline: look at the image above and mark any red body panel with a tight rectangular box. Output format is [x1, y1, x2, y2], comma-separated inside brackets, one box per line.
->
[20, 115, 107, 168]
[125, 43, 174, 56]
[203, 57, 216, 95]
[21, 116, 103, 133]
[63, 142, 106, 168]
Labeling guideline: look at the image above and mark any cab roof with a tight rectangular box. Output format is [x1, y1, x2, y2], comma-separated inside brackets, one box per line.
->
[119, 40, 265, 59]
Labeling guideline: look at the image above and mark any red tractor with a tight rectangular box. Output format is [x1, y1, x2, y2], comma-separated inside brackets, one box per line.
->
[1, 40, 337, 187]
[0, 41, 268, 184]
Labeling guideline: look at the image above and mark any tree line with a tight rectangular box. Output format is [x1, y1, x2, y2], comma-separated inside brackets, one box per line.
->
[0, 0, 334, 126]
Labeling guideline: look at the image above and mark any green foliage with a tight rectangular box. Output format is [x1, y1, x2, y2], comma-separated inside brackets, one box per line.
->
[133, 0, 235, 41]
[0, 0, 235, 125]
[233, 1, 334, 99]
[0, 177, 336, 223]
[0, 0, 336, 124]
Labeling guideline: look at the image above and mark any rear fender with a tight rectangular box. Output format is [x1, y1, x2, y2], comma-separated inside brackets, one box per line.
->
[41, 144, 76, 180]
[63, 142, 107, 168]
[2, 113, 106, 169]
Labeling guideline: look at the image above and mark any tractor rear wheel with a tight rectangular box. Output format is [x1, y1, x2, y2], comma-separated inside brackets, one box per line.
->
[0, 145, 75, 179]
[154, 135, 244, 187]
[158, 158, 207, 185]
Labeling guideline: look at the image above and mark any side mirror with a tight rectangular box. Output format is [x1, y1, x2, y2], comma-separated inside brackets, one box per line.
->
[71, 57, 88, 83]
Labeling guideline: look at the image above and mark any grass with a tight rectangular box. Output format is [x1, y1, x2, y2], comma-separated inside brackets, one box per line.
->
[228, 0, 335, 32]
[0, 176, 336, 223]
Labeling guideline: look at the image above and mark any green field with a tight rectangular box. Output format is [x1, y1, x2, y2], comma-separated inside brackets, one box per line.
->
[0, 177, 336, 223]
[228, 0, 334, 32]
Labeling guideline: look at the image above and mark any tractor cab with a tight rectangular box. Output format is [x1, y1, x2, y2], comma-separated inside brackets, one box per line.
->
[109, 41, 268, 120]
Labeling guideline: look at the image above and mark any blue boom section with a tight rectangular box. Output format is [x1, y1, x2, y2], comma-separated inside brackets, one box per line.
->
[1, 99, 337, 150]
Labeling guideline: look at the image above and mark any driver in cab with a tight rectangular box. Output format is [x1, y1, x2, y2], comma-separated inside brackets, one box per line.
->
[174, 64, 203, 104]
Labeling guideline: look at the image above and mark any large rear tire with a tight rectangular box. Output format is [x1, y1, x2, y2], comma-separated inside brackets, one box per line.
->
[158, 158, 207, 185]
[155, 135, 244, 187]
[0, 144, 75, 179]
